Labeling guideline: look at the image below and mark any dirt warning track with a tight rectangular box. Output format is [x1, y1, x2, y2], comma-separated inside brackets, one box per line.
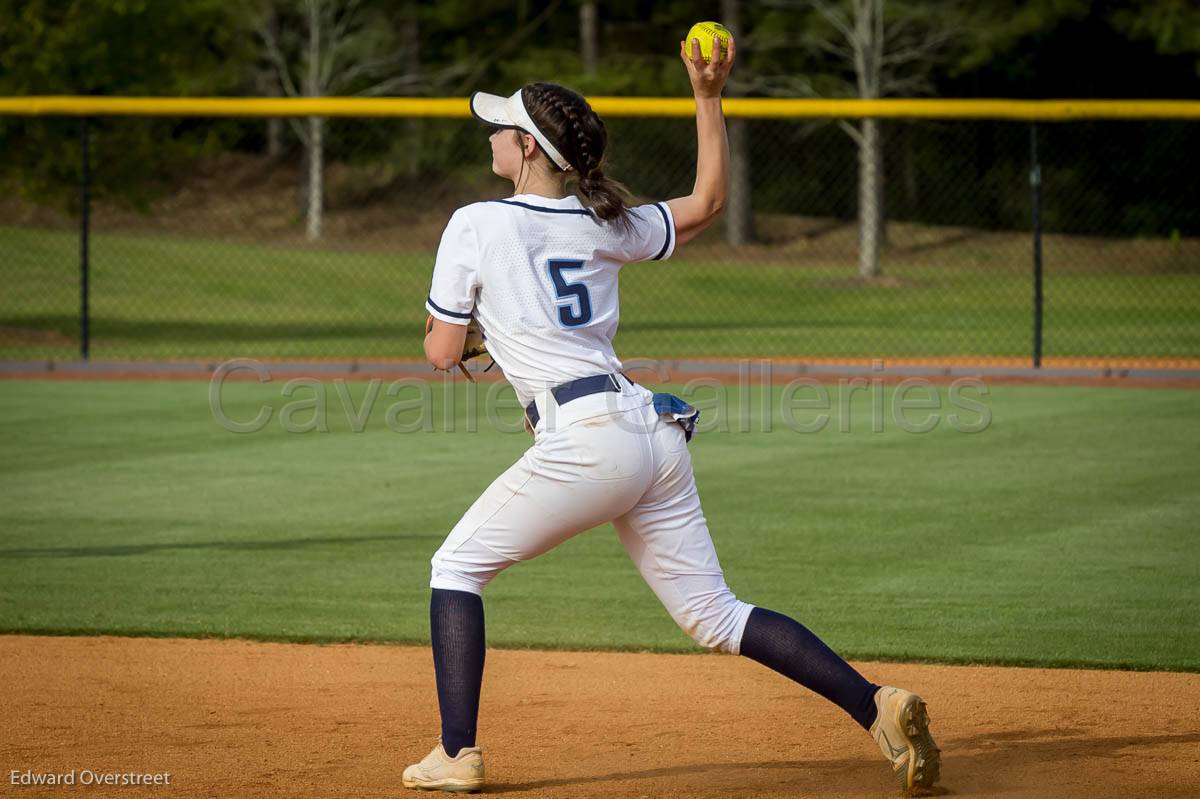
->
[3, 635, 1199, 798]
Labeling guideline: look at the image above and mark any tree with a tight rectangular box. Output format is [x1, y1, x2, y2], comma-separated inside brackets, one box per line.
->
[0, 0, 253, 208]
[257, 0, 424, 240]
[748, 0, 965, 278]
[579, 0, 598, 74]
[257, 4, 286, 160]
[1109, 0, 1200, 75]
[722, 0, 757, 247]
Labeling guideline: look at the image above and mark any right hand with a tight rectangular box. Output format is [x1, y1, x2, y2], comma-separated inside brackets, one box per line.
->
[679, 34, 736, 99]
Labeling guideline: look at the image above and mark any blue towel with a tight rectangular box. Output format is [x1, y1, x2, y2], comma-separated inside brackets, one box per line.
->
[652, 393, 700, 442]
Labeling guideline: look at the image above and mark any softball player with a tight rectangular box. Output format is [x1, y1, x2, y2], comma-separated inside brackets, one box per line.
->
[404, 36, 940, 795]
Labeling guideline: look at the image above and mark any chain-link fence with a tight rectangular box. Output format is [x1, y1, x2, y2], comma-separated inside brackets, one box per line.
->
[2, 103, 1198, 364]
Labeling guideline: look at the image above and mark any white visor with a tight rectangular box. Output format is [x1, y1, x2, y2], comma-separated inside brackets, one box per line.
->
[470, 89, 573, 172]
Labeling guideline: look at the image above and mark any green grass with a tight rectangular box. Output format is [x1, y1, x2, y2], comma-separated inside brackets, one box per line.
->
[1, 379, 1198, 670]
[4, 225, 1199, 360]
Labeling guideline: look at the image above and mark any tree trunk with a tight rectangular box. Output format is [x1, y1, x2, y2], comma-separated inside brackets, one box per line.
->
[721, 0, 754, 246]
[306, 116, 323, 241]
[579, 1, 598, 73]
[902, 122, 918, 217]
[265, 5, 283, 159]
[254, 65, 283, 158]
[404, 2, 421, 178]
[857, 117, 882, 279]
[875, 120, 887, 247]
[726, 119, 755, 246]
[304, 0, 322, 241]
[267, 119, 283, 160]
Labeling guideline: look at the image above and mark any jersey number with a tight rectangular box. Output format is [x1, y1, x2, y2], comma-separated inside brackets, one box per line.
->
[548, 259, 592, 327]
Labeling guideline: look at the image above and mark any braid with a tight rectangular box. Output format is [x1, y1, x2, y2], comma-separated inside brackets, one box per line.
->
[523, 82, 631, 225]
[545, 91, 598, 174]
[565, 103, 599, 175]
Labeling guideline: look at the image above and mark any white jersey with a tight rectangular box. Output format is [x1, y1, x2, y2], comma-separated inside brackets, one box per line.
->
[422, 194, 753, 668]
[424, 193, 676, 407]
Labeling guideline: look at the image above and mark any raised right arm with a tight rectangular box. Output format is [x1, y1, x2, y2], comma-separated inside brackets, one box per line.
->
[666, 35, 736, 248]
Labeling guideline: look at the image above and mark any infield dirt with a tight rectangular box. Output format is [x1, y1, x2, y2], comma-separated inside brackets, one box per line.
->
[3, 635, 1198, 798]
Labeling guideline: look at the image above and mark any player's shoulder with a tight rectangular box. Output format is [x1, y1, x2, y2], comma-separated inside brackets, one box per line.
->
[446, 201, 493, 227]
[446, 196, 661, 238]
[627, 200, 668, 220]
[446, 198, 541, 231]
[623, 202, 673, 242]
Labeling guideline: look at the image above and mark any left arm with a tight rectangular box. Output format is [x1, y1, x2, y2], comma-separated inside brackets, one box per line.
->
[424, 207, 479, 370]
[425, 317, 468, 371]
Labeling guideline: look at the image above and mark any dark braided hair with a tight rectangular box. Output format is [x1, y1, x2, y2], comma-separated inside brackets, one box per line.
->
[522, 82, 631, 226]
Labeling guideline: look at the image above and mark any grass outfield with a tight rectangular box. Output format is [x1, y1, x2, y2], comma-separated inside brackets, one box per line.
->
[4, 225, 1200, 360]
[1, 378, 1197, 671]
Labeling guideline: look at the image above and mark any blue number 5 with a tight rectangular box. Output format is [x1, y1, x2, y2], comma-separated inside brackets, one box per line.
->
[548, 259, 592, 327]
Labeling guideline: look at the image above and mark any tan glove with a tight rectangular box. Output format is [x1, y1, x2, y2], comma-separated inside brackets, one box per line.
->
[425, 314, 489, 381]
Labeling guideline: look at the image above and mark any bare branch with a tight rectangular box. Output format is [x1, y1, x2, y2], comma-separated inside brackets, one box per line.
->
[452, 0, 564, 94]
[879, 43, 946, 69]
[838, 119, 864, 146]
[257, 18, 301, 99]
[807, 35, 855, 61]
[329, 50, 409, 93]
[873, 0, 885, 83]
[355, 73, 423, 97]
[286, 116, 310, 148]
[797, 119, 834, 139]
[316, 5, 339, 91]
[880, 72, 933, 95]
[885, 14, 919, 46]
[356, 58, 473, 98]
[305, 0, 320, 96]
[329, 0, 363, 46]
[811, 0, 857, 45]
[743, 73, 827, 98]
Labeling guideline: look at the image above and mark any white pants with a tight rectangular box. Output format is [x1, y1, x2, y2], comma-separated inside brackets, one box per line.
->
[430, 401, 754, 654]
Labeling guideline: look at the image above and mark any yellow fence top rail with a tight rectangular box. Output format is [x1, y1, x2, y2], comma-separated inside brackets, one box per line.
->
[1, 96, 1198, 120]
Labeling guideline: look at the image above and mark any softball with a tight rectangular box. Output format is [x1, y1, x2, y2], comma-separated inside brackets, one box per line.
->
[685, 21, 732, 63]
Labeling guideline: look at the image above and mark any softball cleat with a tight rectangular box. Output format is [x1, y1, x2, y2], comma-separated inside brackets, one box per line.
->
[869, 686, 941, 795]
[402, 742, 485, 793]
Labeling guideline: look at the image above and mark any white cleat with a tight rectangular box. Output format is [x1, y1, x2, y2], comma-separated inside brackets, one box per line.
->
[402, 742, 485, 793]
[869, 686, 941, 795]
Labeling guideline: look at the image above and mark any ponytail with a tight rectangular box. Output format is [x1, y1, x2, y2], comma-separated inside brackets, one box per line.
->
[578, 168, 632, 226]
[523, 82, 633, 227]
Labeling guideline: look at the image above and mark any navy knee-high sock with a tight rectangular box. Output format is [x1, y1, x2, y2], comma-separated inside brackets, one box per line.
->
[740, 607, 880, 730]
[430, 588, 485, 757]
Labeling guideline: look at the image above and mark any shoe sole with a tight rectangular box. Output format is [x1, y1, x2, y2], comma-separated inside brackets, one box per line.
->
[895, 695, 941, 795]
[401, 778, 483, 794]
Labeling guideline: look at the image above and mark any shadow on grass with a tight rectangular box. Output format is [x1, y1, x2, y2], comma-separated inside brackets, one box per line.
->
[0, 533, 420, 559]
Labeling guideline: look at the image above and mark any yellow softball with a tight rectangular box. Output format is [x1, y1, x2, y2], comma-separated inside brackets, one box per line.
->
[685, 21, 732, 63]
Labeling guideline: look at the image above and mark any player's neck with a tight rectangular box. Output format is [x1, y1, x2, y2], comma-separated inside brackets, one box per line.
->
[512, 173, 568, 200]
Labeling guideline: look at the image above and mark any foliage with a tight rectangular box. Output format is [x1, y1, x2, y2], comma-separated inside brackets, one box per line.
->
[0, 1, 1196, 229]
[0, 0, 255, 209]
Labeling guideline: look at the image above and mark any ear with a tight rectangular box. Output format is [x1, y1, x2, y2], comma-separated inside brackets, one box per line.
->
[522, 133, 538, 160]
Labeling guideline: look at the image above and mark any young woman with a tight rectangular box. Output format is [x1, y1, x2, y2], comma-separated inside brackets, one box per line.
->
[408, 36, 940, 795]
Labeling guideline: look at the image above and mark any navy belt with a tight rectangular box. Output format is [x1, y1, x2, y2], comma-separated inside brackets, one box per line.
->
[525, 373, 623, 428]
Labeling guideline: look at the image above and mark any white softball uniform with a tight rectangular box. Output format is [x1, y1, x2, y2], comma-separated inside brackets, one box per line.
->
[424, 194, 754, 654]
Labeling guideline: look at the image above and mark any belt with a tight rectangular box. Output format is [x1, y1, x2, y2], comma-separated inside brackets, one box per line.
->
[525, 373, 624, 429]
